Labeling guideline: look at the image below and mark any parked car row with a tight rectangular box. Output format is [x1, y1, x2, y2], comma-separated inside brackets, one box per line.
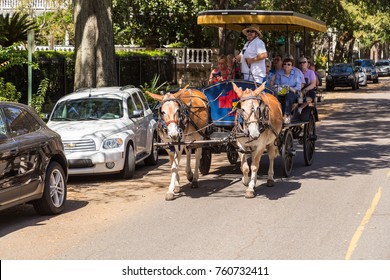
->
[0, 86, 159, 215]
[326, 59, 384, 91]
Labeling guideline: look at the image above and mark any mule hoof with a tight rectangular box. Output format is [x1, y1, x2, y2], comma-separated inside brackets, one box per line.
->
[174, 186, 182, 193]
[245, 190, 255, 198]
[165, 193, 175, 201]
[242, 178, 249, 186]
[190, 181, 199, 188]
[267, 179, 274, 187]
[187, 172, 194, 182]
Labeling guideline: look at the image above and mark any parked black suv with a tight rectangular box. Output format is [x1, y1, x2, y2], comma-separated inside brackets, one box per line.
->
[326, 63, 359, 91]
[0, 102, 68, 215]
[354, 59, 379, 83]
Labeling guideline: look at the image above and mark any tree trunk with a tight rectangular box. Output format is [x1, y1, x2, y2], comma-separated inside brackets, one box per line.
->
[73, 0, 117, 90]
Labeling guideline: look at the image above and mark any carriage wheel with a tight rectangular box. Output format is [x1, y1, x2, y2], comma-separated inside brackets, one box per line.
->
[199, 148, 212, 175]
[227, 150, 239, 164]
[303, 109, 317, 166]
[281, 129, 294, 177]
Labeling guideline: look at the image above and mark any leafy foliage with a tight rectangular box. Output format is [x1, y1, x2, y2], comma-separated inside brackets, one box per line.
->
[112, 0, 209, 47]
[140, 74, 170, 107]
[31, 78, 50, 116]
[0, 77, 21, 102]
[0, 12, 37, 47]
[35, 9, 74, 46]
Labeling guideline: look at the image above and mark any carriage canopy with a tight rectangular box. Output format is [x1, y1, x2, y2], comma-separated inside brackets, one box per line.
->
[197, 10, 327, 33]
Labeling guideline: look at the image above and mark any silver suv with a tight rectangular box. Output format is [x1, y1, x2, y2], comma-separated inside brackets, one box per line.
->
[47, 86, 159, 179]
[354, 59, 379, 83]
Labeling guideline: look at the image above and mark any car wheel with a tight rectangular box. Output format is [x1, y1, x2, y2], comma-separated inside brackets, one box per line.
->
[144, 133, 159, 165]
[33, 161, 67, 215]
[121, 144, 135, 179]
[373, 78, 379, 83]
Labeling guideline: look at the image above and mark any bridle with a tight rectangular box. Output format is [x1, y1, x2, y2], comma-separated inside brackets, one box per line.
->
[157, 90, 210, 141]
[158, 97, 187, 135]
[236, 96, 268, 126]
[234, 95, 273, 143]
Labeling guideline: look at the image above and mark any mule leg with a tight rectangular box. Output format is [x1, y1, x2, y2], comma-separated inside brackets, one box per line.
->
[239, 152, 250, 186]
[167, 151, 181, 189]
[185, 148, 194, 182]
[266, 145, 279, 187]
[166, 149, 182, 201]
[245, 150, 263, 198]
[190, 148, 202, 188]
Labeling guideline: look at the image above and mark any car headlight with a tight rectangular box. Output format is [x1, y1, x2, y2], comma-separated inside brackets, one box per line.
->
[103, 138, 124, 149]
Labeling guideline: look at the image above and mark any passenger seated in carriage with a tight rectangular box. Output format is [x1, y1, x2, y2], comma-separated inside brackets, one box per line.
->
[208, 55, 230, 85]
[298, 56, 317, 112]
[274, 57, 303, 124]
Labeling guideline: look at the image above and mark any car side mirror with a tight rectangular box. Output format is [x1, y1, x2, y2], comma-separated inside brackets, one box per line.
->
[130, 109, 143, 118]
[42, 113, 50, 123]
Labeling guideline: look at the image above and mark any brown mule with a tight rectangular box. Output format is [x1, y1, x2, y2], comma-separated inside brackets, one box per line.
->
[146, 86, 209, 200]
[232, 82, 283, 198]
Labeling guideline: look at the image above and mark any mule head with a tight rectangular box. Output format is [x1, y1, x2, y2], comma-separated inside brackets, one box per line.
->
[145, 86, 189, 141]
[232, 82, 267, 140]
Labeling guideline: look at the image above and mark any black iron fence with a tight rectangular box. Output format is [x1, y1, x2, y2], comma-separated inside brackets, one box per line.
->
[1, 52, 176, 108]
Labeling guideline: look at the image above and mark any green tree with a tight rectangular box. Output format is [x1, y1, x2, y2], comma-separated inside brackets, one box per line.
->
[35, 5, 74, 47]
[112, 0, 209, 47]
[0, 13, 37, 47]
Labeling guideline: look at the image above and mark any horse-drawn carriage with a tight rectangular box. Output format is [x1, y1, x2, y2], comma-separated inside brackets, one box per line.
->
[149, 10, 327, 200]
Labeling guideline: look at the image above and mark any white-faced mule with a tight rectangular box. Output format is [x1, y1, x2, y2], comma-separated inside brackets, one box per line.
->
[146, 86, 209, 201]
[232, 82, 283, 198]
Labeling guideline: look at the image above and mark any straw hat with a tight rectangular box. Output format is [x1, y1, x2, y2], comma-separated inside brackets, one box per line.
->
[242, 25, 262, 36]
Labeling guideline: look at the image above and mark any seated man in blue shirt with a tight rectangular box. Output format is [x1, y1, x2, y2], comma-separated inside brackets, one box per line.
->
[274, 57, 302, 124]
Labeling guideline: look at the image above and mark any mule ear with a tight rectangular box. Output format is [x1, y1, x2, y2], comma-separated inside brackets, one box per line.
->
[182, 84, 189, 91]
[254, 82, 266, 96]
[232, 82, 243, 98]
[145, 91, 164, 102]
[172, 84, 189, 99]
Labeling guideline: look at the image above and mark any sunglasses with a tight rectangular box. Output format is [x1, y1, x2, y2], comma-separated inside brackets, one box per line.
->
[283, 63, 292, 66]
[299, 61, 307, 64]
[247, 30, 257, 33]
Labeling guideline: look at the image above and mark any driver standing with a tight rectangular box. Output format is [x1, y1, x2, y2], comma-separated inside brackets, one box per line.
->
[235, 25, 268, 83]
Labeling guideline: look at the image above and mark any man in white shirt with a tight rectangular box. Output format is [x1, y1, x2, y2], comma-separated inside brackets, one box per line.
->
[235, 25, 268, 84]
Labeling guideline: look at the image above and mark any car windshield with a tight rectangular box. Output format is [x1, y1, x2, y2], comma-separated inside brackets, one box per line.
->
[50, 98, 123, 121]
[330, 65, 353, 73]
[355, 60, 373, 67]
[375, 61, 389, 66]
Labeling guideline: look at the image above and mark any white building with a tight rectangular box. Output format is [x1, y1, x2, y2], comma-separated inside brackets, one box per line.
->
[0, 0, 62, 15]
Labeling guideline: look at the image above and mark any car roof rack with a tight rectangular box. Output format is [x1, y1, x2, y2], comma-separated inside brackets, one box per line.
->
[120, 85, 136, 90]
[75, 87, 91, 92]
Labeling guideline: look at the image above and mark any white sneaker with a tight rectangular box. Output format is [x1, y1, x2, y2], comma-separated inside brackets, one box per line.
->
[283, 115, 291, 124]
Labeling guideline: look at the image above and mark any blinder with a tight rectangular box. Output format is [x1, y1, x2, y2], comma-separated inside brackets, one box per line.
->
[236, 96, 269, 136]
